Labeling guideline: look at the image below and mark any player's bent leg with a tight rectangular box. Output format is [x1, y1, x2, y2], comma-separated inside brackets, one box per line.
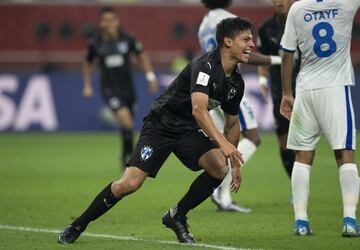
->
[111, 166, 148, 198]
[163, 149, 226, 244]
[58, 166, 147, 244]
[115, 106, 134, 169]
[333, 150, 360, 237]
[292, 151, 315, 236]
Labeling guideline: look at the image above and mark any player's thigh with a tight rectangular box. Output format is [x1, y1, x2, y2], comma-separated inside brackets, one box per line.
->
[173, 130, 226, 178]
[287, 91, 321, 151]
[127, 119, 175, 178]
[239, 97, 258, 132]
[316, 86, 356, 151]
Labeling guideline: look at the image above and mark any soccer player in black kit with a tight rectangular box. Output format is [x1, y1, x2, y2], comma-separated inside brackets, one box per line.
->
[58, 17, 254, 244]
[257, 0, 299, 180]
[83, 7, 158, 168]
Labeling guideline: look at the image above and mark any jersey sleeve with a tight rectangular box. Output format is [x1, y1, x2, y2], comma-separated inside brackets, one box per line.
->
[257, 24, 271, 55]
[280, 5, 298, 53]
[190, 61, 212, 95]
[129, 35, 144, 55]
[86, 42, 97, 63]
[221, 88, 243, 116]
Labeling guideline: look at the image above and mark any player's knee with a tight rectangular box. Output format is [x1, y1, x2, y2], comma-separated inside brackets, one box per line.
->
[111, 176, 144, 198]
[210, 157, 228, 179]
[295, 151, 315, 165]
[243, 130, 261, 147]
[126, 178, 144, 192]
[334, 150, 354, 166]
[253, 137, 261, 147]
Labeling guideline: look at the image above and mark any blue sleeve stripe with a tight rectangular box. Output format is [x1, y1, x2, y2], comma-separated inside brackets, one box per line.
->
[281, 47, 296, 53]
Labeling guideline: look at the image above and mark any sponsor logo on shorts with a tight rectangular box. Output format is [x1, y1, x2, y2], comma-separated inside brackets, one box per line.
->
[140, 146, 153, 161]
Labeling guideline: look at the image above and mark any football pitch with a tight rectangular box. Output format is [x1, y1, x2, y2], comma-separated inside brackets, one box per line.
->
[0, 132, 359, 250]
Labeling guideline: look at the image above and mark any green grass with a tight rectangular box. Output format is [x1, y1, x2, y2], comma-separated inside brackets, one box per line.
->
[0, 132, 359, 250]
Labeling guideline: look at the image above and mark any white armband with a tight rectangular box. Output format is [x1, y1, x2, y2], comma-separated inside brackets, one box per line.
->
[270, 55, 281, 65]
[146, 71, 156, 82]
[258, 76, 268, 86]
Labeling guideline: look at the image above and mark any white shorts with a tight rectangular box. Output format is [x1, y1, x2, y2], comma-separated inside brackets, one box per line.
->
[287, 86, 356, 151]
[210, 97, 258, 132]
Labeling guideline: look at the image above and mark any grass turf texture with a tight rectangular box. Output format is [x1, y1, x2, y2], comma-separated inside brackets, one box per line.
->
[0, 133, 359, 250]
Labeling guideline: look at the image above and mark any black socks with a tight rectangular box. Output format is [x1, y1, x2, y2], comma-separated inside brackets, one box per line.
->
[173, 172, 222, 219]
[121, 129, 134, 167]
[280, 148, 295, 178]
[71, 183, 119, 230]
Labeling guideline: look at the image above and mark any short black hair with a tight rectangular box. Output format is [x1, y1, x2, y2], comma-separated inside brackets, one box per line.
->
[216, 17, 252, 47]
[100, 6, 117, 16]
[201, 0, 232, 10]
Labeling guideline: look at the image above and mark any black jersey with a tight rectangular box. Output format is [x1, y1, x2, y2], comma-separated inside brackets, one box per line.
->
[147, 48, 244, 133]
[257, 15, 300, 100]
[86, 30, 143, 101]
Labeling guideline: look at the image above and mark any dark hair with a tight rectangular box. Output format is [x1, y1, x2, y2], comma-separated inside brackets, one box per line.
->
[100, 6, 117, 16]
[216, 17, 252, 47]
[201, 0, 232, 10]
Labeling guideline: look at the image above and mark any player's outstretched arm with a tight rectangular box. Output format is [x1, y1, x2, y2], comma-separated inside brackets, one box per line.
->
[280, 52, 295, 120]
[191, 92, 244, 170]
[248, 52, 281, 66]
[138, 52, 159, 94]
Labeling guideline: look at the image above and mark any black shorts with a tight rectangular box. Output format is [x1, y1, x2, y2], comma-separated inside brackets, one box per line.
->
[103, 95, 135, 113]
[126, 119, 219, 178]
[273, 98, 290, 136]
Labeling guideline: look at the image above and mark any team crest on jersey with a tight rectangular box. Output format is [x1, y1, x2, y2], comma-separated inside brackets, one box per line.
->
[140, 146, 153, 161]
[227, 88, 237, 100]
[117, 42, 129, 54]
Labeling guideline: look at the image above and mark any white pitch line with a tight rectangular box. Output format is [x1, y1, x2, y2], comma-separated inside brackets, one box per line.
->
[0, 224, 252, 250]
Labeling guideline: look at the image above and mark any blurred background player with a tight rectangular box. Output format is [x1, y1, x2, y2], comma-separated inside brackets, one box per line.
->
[198, 0, 281, 213]
[83, 7, 159, 170]
[280, 0, 360, 236]
[257, 0, 298, 185]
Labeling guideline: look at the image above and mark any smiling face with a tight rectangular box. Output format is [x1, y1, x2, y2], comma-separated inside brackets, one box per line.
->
[271, 0, 294, 14]
[224, 29, 255, 63]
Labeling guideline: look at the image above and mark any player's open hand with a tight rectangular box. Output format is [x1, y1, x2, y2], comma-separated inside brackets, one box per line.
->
[280, 95, 294, 120]
[83, 85, 94, 98]
[149, 80, 159, 94]
[230, 163, 241, 193]
[220, 142, 244, 170]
